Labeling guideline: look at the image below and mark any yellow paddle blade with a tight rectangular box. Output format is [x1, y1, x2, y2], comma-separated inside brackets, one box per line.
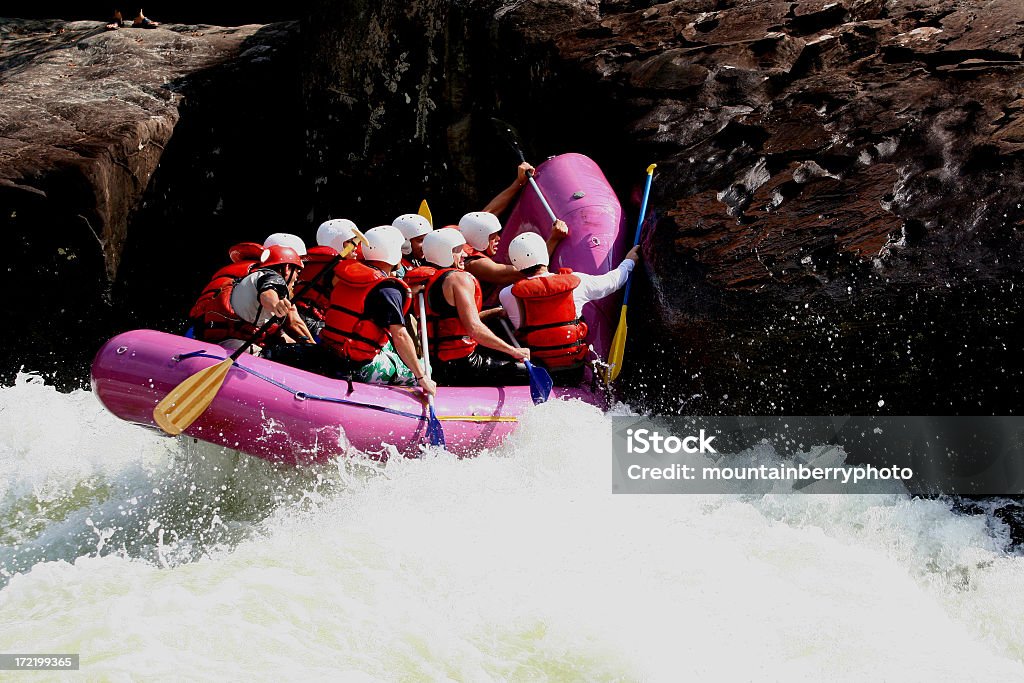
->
[437, 415, 518, 423]
[418, 199, 433, 227]
[152, 357, 234, 436]
[605, 305, 630, 383]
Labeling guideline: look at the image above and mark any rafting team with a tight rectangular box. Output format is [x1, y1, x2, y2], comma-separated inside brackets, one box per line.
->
[188, 164, 640, 396]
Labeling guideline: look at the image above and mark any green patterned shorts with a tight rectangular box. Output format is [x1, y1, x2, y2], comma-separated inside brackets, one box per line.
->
[356, 341, 418, 386]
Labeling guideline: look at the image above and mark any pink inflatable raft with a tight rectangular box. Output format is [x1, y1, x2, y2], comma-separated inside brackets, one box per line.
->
[91, 154, 627, 462]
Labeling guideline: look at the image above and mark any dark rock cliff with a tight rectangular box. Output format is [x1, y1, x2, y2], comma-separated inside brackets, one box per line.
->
[0, 19, 303, 385]
[301, 0, 1024, 414]
[3, 1, 1023, 417]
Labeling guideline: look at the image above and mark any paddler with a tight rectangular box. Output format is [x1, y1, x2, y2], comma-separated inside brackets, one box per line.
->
[293, 219, 367, 338]
[392, 213, 433, 277]
[498, 232, 640, 385]
[405, 228, 530, 386]
[188, 244, 308, 354]
[458, 163, 569, 303]
[320, 225, 437, 396]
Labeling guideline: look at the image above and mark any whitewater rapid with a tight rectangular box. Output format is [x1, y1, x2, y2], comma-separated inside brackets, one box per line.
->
[1, 372, 1022, 680]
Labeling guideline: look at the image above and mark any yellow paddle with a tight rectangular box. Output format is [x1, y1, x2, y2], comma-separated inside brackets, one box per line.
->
[154, 253, 344, 436]
[604, 163, 656, 384]
[154, 320, 277, 435]
[418, 199, 433, 227]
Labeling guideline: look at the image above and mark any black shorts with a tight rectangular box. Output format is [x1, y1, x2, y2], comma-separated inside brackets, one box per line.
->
[431, 347, 530, 386]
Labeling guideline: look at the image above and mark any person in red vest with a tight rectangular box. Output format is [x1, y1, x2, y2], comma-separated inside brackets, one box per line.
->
[261, 233, 319, 342]
[405, 228, 530, 386]
[457, 163, 569, 304]
[392, 213, 432, 276]
[189, 245, 308, 354]
[292, 219, 366, 338]
[320, 226, 436, 396]
[498, 232, 640, 385]
[458, 211, 568, 304]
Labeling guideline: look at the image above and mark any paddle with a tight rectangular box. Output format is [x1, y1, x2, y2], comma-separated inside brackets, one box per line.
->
[153, 253, 343, 436]
[417, 291, 445, 447]
[604, 163, 656, 384]
[491, 118, 559, 224]
[418, 199, 433, 227]
[499, 318, 553, 405]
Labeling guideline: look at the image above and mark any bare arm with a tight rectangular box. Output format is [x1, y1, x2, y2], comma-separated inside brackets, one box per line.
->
[446, 273, 529, 361]
[260, 289, 299, 321]
[479, 306, 507, 322]
[465, 256, 523, 287]
[389, 325, 437, 396]
[259, 289, 301, 343]
[547, 219, 569, 257]
[284, 308, 314, 343]
[482, 162, 534, 215]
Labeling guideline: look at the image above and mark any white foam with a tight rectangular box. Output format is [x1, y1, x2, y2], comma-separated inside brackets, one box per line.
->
[0, 381, 1021, 678]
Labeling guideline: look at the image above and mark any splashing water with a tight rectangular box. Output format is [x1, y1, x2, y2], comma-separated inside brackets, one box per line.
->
[1, 373, 1022, 679]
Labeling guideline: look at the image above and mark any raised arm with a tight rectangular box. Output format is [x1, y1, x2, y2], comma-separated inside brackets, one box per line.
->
[482, 162, 534, 216]
[464, 256, 524, 287]
[547, 219, 569, 257]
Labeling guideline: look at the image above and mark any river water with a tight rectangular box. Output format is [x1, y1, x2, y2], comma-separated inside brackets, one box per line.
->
[1, 372, 1022, 679]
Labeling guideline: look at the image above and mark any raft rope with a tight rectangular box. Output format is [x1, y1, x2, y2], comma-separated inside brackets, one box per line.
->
[173, 350, 517, 423]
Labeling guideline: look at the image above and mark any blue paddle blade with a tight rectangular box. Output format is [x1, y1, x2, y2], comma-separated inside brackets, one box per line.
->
[525, 361, 553, 405]
[426, 404, 445, 447]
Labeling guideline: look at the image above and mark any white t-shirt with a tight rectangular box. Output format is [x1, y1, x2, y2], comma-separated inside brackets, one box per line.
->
[229, 271, 271, 328]
[498, 259, 635, 329]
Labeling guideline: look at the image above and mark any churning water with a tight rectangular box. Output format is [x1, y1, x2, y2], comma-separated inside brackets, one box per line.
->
[1, 372, 1022, 680]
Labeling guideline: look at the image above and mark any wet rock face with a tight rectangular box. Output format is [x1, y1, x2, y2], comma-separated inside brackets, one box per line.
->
[556, 0, 1024, 413]
[0, 19, 303, 386]
[299, 0, 611, 226]
[301, 0, 1024, 413]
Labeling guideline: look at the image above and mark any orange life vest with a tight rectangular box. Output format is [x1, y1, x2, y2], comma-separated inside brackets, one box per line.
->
[405, 265, 481, 362]
[294, 246, 339, 321]
[322, 260, 411, 362]
[189, 261, 282, 345]
[510, 270, 589, 369]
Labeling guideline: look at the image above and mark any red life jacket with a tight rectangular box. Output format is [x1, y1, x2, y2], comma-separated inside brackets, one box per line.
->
[510, 270, 589, 369]
[406, 265, 480, 362]
[294, 246, 339, 321]
[322, 260, 411, 363]
[228, 242, 264, 263]
[189, 262, 282, 345]
[461, 246, 504, 305]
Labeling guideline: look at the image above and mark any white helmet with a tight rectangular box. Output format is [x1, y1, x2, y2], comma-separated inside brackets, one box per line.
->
[361, 225, 406, 266]
[508, 232, 549, 271]
[422, 227, 467, 268]
[316, 219, 359, 249]
[392, 214, 433, 255]
[264, 232, 307, 256]
[458, 212, 502, 251]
